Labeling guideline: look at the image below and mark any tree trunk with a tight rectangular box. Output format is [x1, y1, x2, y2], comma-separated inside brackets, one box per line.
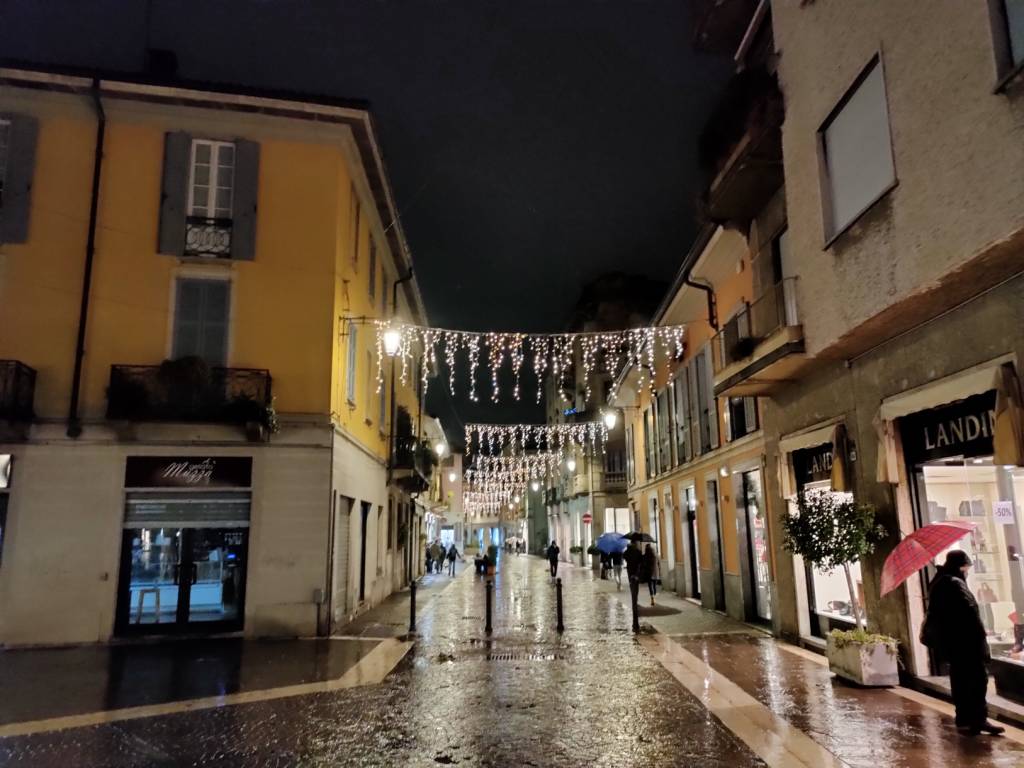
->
[843, 562, 863, 627]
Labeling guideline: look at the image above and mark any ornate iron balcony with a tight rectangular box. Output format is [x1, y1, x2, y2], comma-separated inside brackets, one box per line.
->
[184, 216, 232, 258]
[107, 361, 272, 426]
[0, 360, 36, 421]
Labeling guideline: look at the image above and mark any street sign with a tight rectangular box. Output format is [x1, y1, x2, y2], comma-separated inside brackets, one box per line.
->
[582, 512, 593, 524]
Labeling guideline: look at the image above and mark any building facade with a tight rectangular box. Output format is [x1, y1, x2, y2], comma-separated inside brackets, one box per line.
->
[0, 66, 434, 646]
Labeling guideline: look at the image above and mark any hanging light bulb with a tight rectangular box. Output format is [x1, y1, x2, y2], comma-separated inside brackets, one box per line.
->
[603, 409, 618, 430]
[383, 326, 402, 357]
[566, 457, 577, 472]
[514, 494, 520, 503]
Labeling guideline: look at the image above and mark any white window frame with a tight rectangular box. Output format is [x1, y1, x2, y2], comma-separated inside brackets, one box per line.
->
[818, 54, 897, 246]
[167, 271, 233, 366]
[0, 118, 10, 207]
[187, 139, 236, 220]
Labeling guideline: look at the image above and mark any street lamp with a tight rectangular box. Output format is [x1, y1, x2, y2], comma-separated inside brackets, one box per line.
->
[383, 327, 402, 357]
[448, 470, 457, 483]
[566, 457, 577, 472]
[603, 409, 618, 430]
[435, 441, 447, 457]
[531, 480, 540, 492]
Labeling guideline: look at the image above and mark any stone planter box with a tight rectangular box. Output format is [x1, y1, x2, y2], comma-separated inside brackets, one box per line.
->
[826, 635, 898, 687]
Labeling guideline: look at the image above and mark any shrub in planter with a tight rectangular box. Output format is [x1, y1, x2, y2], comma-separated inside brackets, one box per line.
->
[569, 545, 584, 554]
[826, 628, 899, 687]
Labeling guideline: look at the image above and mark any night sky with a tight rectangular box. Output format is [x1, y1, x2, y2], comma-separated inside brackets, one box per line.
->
[2, 1, 731, 430]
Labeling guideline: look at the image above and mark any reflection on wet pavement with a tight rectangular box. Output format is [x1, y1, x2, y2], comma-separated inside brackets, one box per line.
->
[0, 637, 379, 725]
[677, 634, 1024, 768]
[0, 556, 766, 767]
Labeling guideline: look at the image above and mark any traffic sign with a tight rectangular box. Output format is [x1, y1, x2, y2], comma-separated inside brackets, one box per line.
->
[582, 512, 593, 524]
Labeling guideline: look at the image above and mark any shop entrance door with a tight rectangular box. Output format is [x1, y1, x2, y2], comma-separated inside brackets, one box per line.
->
[706, 478, 726, 612]
[741, 469, 772, 622]
[116, 526, 248, 635]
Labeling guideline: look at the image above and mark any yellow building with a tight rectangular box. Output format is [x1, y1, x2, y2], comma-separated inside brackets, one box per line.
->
[0, 65, 433, 646]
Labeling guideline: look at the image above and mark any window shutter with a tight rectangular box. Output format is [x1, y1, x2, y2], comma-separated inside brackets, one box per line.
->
[680, 374, 692, 462]
[686, 362, 700, 457]
[724, 399, 734, 443]
[0, 113, 39, 244]
[230, 139, 260, 260]
[744, 396, 758, 432]
[158, 132, 191, 255]
[704, 346, 719, 449]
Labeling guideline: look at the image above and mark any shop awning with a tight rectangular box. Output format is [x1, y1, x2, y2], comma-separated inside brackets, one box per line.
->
[878, 356, 1012, 422]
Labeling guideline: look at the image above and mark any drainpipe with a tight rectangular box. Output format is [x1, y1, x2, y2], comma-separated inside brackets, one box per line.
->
[67, 79, 106, 438]
[685, 275, 718, 331]
[386, 268, 415, 484]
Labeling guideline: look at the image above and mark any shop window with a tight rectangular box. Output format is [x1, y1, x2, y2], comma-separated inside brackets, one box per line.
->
[172, 277, 230, 366]
[801, 482, 867, 628]
[913, 457, 1024, 667]
[604, 507, 631, 534]
[819, 55, 896, 242]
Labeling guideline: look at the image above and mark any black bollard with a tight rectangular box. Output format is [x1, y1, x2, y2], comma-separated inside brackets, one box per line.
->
[485, 580, 493, 635]
[555, 577, 565, 633]
[409, 579, 417, 634]
[630, 577, 640, 634]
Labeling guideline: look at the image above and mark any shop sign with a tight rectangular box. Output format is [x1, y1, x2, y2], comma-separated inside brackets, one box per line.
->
[125, 456, 252, 489]
[792, 443, 834, 487]
[0, 455, 11, 489]
[994, 501, 1016, 526]
[900, 391, 996, 465]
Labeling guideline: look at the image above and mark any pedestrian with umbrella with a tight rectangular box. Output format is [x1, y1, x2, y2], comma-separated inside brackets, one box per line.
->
[921, 550, 1004, 737]
[595, 532, 627, 585]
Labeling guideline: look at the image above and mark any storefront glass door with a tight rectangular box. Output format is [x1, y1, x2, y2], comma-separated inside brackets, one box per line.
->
[742, 470, 772, 622]
[684, 485, 700, 599]
[117, 526, 247, 634]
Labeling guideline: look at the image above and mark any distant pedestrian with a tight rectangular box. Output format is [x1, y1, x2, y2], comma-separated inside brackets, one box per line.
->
[430, 541, 444, 574]
[921, 550, 1004, 736]
[446, 544, 460, 576]
[546, 541, 560, 579]
[425, 544, 433, 575]
[599, 551, 611, 579]
[624, 541, 643, 611]
[641, 543, 660, 606]
[611, 549, 624, 589]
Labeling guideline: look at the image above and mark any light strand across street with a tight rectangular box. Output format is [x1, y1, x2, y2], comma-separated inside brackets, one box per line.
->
[464, 421, 608, 456]
[376, 320, 684, 404]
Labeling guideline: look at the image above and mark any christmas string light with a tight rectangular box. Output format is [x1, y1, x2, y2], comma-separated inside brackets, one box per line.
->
[375, 321, 684, 403]
[464, 421, 608, 457]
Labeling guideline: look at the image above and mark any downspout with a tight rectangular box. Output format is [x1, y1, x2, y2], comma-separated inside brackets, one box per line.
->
[685, 275, 718, 331]
[67, 79, 106, 438]
[386, 267, 415, 584]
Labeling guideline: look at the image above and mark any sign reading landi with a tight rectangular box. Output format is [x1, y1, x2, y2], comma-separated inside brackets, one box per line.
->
[125, 456, 252, 489]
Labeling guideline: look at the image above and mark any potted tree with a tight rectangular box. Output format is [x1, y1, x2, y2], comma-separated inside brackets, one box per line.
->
[781, 488, 896, 686]
[569, 544, 584, 567]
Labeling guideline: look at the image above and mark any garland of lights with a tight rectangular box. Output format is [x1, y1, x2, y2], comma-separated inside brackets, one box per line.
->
[465, 422, 607, 456]
[377, 321, 684, 403]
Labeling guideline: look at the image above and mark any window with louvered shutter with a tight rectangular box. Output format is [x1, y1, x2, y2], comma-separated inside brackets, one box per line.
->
[172, 278, 230, 366]
[346, 322, 358, 405]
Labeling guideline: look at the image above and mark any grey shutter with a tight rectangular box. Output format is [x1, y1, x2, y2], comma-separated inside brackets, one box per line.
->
[686, 362, 700, 457]
[230, 139, 260, 260]
[0, 113, 39, 244]
[158, 132, 191, 256]
[680, 374, 692, 462]
[744, 396, 758, 432]
[704, 346, 719, 449]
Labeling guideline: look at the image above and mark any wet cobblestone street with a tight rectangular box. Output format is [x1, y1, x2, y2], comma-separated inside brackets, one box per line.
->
[2, 555, 1024, 767]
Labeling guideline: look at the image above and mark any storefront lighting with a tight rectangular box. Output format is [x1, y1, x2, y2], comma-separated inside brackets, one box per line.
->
[566, 457, 577, 472]
[448, 470, 457, 483]
[1004, 465, 1016, 470]
[383, 327, 402, 357]
[602, 409, 618, 430]
[719, 465, 729, 477]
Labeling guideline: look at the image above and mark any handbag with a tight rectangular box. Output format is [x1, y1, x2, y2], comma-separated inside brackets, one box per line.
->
[919, 613, 942, 650]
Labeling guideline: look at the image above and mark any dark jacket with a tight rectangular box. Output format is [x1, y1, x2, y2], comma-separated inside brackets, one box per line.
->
[639, 549, 658, 583]
[546, 544, 560, 563]
[924, 568, 989, 660]
[623, 546, 642, 577]
[611, 550, 624, 567]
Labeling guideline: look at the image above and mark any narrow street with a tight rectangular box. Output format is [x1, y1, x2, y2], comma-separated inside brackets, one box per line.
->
[2, 555, 1023, 767]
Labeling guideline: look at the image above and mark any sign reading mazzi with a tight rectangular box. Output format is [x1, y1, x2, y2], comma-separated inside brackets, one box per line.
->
[125, 456, 252, 489]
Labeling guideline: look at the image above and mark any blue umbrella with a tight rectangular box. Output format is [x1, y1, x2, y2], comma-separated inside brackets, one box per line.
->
[595, 532, 628, 554]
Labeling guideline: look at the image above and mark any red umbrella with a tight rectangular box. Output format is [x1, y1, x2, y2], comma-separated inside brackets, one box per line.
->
[880, 521, 976, 596]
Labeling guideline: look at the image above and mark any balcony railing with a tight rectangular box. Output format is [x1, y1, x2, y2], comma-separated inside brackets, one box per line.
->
[0, 360, 36, 421]
[107, 362, 272, 426]
[184, 216, 232, 258]
[712, 278, 799, 374]
[691, 0, 762, 54]
[392, 436, 436, 491]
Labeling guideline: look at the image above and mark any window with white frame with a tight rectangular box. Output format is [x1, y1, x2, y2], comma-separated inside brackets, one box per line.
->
[0, 119, 10, 207]
[172, 277, 230, 366]
[1002, 0, 1024, 69]
[819, 56, 895, 241]
[188, 140, 235, 220]
[346, 322, 358, 405]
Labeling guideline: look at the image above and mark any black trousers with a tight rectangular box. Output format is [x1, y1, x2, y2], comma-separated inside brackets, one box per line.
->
[549, 561, 558, 577]
[948, 656, 988, 727]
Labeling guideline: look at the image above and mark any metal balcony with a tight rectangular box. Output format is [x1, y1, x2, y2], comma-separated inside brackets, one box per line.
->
[0, 360, 36, 421]
[691, 0, 762, 54]
[106, 362, 272, 426]
[698, 68, 784, 226]
[392, 436, 435, 492]
[712, 278, 805, 396]
[184, 216, 232, 258]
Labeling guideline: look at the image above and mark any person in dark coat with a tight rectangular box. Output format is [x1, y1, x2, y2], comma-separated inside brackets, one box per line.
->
[923, 550, 1004, 736]
[546, 541, 560, 578]
[642, 543, 661, 606]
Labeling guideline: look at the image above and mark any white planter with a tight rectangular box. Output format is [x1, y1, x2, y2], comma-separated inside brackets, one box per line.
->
[826, 636, 899, 687]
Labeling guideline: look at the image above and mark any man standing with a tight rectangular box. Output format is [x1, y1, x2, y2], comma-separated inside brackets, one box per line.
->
[623, 541, 644, 616]
[446, 543, 460, 576]
[546, 540, 560, 579]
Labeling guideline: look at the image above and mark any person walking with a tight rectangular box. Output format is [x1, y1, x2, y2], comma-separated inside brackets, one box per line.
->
[425, 543, 433, 576]
[430, 541, 444, 574]
[446, 543, 460, 576]
[921, 550, 1004, 736]
[624, 541, 643, 613]
[641, 543, 660, 606]
[611, 549, 624, 589]
[546, 541, 560, 579]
